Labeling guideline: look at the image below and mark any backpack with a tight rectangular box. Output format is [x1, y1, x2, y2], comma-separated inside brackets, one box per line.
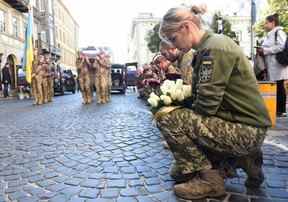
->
[275, 30, 288, 66]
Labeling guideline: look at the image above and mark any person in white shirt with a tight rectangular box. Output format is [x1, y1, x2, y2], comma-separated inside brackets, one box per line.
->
[259, 13, 288, 117]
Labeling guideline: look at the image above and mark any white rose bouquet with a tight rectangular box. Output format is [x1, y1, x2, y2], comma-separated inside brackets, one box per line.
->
[147, 79, 192, 114]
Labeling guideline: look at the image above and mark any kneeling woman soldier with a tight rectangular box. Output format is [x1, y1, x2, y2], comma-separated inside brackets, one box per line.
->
[156, 5, 271, 200]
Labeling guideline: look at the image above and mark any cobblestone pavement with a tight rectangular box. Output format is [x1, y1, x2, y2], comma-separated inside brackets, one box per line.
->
[0, 93, 288, 202]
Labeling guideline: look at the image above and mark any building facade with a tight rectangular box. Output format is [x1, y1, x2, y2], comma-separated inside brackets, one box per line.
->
[0, 0, 29, 92]
[0, 0, 79, 96]
[226, 15, 252, 57]
[54, 0, 79, 72]
[33, 0, 79, 71]
[128, 13, 160, 66]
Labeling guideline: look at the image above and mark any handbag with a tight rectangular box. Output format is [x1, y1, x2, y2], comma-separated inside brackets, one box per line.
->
[253, 53, 268, 81]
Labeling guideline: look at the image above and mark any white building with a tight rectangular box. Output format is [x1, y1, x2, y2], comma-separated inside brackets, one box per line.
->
[128, 13, 160, 66]
[226, 15, 252, 57]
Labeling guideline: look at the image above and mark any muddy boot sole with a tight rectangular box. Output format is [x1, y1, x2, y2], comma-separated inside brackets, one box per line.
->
[175, 188, 226, 200]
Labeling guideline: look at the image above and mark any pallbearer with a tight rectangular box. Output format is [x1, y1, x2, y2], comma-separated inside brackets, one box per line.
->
[76, 54, 93, 104]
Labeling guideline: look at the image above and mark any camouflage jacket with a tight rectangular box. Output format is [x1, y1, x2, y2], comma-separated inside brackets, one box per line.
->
[191, 32, 271, 128]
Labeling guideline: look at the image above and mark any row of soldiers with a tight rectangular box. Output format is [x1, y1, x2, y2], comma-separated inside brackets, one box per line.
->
[137, 40, 194, 100]
[76, 51, 111, 105]
[31, 52, 54, 105]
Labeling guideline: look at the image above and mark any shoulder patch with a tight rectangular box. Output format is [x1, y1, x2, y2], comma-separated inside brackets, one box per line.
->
[199, 56, 213, 83]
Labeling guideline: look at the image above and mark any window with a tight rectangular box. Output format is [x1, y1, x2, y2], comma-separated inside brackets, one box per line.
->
[40, 31, 47, 42]
[12, 17, 19, 38]
[0, 10, 5, 32]
[40, 0, 45, 12]
[35, 0, 40, 10]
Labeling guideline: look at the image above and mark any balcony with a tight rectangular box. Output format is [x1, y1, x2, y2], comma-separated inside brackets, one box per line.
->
[4, 0, 29, 13]
[50, 46, 61, 57]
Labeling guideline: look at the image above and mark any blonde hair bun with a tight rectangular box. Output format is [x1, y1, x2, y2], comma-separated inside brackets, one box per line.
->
[190, 5, 207, 15]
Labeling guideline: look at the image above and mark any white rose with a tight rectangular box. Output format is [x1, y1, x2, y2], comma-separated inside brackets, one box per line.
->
[177, 91, 185, 102]
[174, 89, 184, 102]
[175, 79, 184, 89]
[148, 97, 159, 108]
[170, 86, 178, 101]
[162, 95, 172, 105]
[164, 80, 175, 92]
[183, 85, 192, 98]
[149, 92, 160, 101]
[160, 85, 169, 95]
[163, 80, 171, 87]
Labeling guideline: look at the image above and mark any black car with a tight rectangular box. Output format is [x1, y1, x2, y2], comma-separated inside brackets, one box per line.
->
[54, 65, 64, 95]
[63, 70, 76, 94]
[54, 65, 76, 95]
[126, 62, 138, 87]
[111, 64, 127, 94]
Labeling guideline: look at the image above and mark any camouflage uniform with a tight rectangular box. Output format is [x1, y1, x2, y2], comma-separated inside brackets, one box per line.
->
[95, 54, 110, 104]
[177, 49, 194, 85]
[31, 59, 38, 104]
[88, 60, 96, 97]
[107, 64, 112, 101]
[156, 108, 267, 174]
[34, 56, 46, 105]
[156, 32, 271, 178]
[77, 57, 92, 104]
[45, 56, 54, 102]
[43, 64, 49, 103]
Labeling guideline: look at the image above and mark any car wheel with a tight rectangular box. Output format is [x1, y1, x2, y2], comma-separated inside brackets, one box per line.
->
[120, 89, 126, 94]
[61, 88, 65, 95]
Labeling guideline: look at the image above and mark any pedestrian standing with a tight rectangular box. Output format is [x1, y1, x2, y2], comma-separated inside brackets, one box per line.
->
[2, 63, 12, 98]
[259, 13, 288, 117]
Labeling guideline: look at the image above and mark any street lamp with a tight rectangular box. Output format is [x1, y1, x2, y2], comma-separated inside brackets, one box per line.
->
[251, 0, 256, 59]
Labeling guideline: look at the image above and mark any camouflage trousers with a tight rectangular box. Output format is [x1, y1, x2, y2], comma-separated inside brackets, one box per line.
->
[79, 76, 92, 104]
[47, 78, 54, 102]
[156, 108, 267, 175]
[33, 76, 47, 105]
[95, 75, 109, 104]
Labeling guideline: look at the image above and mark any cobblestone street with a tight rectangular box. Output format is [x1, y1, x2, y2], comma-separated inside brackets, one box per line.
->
[0, 93, 288, 202]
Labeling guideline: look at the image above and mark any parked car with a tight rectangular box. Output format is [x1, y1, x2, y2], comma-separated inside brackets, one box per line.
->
[54, 65, 64, 95]
[54, 65, 77, 95]
[126, 62, 138, 87]
[62, 70, 76, 94]
[111, 64, 127, 94]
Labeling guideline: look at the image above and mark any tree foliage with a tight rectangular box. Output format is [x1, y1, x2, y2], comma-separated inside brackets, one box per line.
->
[146, 23, 161, 53]
[255, 0, 288, 37]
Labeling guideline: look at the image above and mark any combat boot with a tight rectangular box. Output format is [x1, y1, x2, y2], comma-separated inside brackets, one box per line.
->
[174, 169, 225, 200]
[170, 163, 195, 183]
[238, 150, 264, 188]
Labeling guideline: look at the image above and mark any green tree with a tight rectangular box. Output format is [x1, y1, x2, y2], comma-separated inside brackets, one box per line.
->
[211, 12, 237, 41]
[146, 23, 161, 53]
[255, 0, 288, 37]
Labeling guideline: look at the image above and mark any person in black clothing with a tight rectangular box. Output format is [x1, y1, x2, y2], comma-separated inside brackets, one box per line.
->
[2, 63, 12, 98]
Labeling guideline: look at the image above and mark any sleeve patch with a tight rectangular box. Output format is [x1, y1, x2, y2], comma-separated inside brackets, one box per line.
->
[199, 59, 213, 83]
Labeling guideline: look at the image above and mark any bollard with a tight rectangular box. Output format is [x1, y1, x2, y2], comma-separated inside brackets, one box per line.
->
[258, 81, 277, 127]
